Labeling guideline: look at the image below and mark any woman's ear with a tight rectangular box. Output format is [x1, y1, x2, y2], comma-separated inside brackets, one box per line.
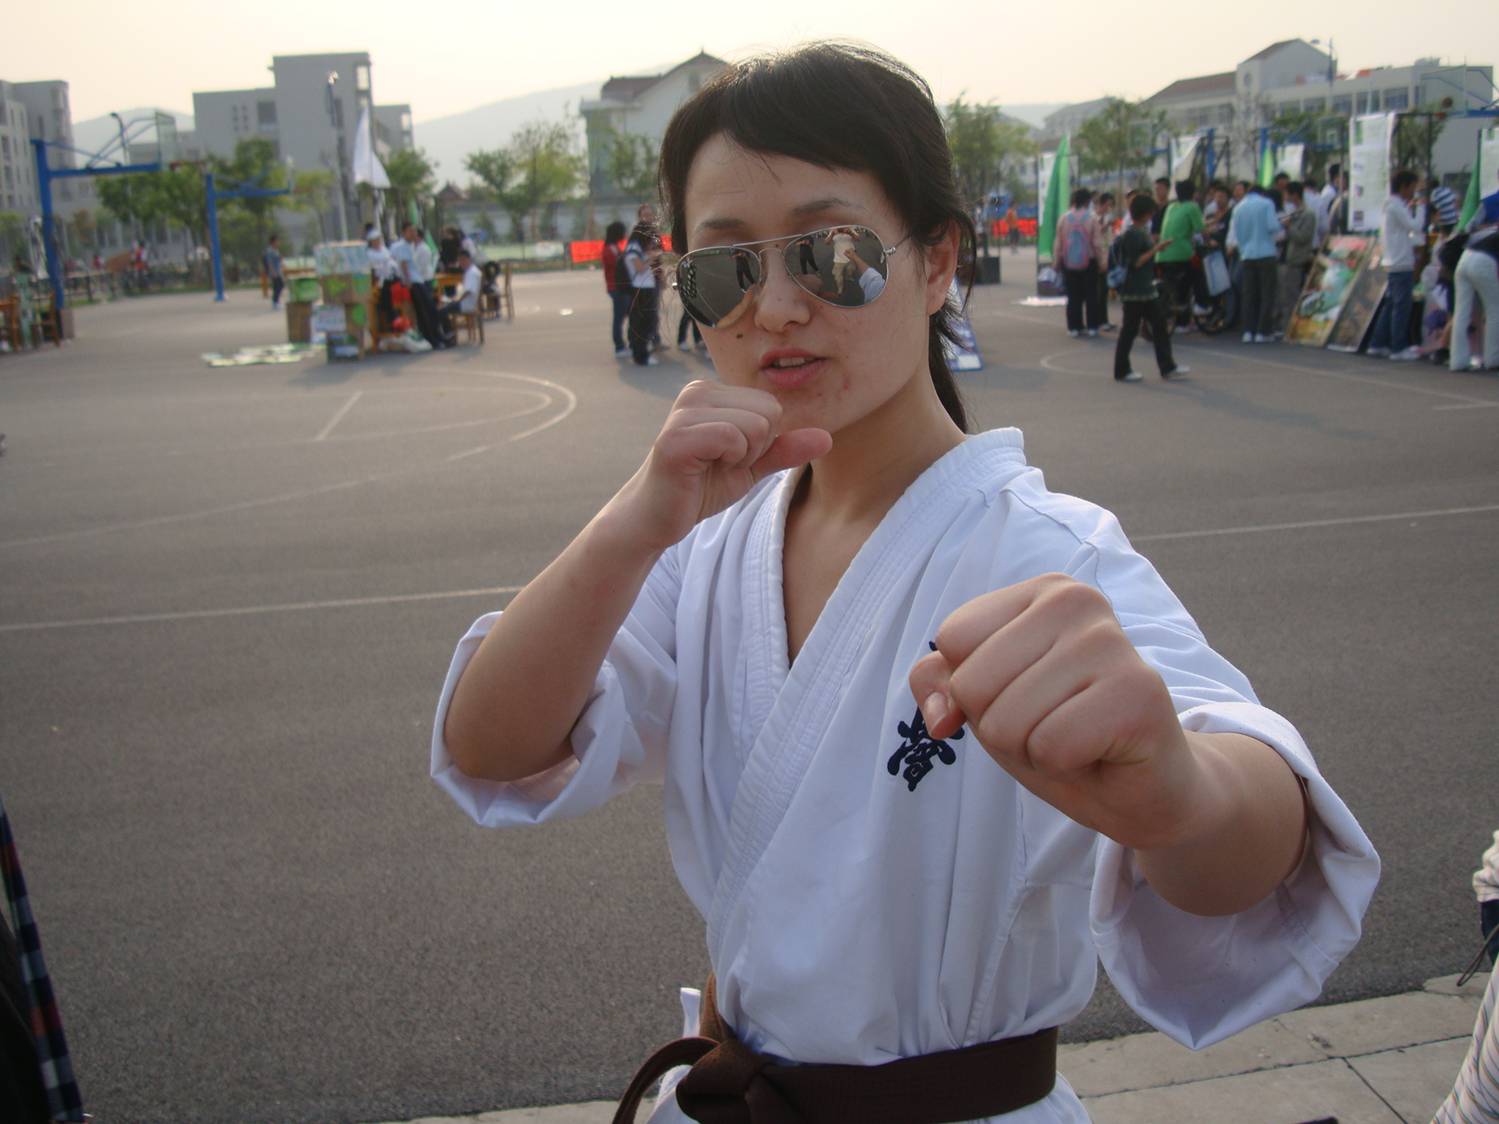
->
[922, 223, 961, 316]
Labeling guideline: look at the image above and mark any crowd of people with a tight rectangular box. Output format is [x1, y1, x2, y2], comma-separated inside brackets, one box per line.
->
[1051, 162, 1499, 380]
[361, 222, 489, 351]
[600, 202, 711, 366]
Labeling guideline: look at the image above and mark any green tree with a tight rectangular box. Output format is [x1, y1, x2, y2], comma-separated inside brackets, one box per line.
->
[465, 120, 583, 240]
[601, 127, 658, 198]
[1073, 98, 1167, 199]
[66, 208, 98, 253]
[944, 96, 1037, 207]
[0, 211, 25, 263]
[1394, 107, 1448, 182]
[288, 168, 337, 242]
[385, 147, 436, 226]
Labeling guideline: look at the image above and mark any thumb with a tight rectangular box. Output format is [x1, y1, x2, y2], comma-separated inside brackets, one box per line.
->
[909, 648, 964, 741]
[750, 428, 832, 480]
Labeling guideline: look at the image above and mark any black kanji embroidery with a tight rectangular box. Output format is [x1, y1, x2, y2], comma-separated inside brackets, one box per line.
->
[887, 642, 964, 792]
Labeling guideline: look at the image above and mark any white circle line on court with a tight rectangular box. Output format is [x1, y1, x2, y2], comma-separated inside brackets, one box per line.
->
[0, 372, 579, 551]
[1192, 347, 1497, 407]
[3, 502, 1494, 634]
[0, 586, 526, 635]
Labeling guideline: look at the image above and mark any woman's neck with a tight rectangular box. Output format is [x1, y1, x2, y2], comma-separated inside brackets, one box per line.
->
[794, 372, 967, 527]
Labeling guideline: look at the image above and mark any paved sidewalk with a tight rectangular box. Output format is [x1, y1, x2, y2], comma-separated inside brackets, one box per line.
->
[381, 973, 1487, 1123]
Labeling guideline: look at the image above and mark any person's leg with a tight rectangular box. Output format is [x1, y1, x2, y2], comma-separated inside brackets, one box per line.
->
[1084, 263, 1103, 330]
[1385, 271, 1414, 352]
[1470, 256, 1499, 368]
[1147, 296, 1177, 373]
[678, 308, 691, 345]
[1240, 260, 1262, 339]
[611, 290, 631, 352]
[1257, 260, 1279, 337]
[1096, 269, 1113, 328]
[1064, 270, 1084, 332]
[1114, 301, 1142, 378]
[627, 290, 650, 364]
[1450, 258, 1476, 371]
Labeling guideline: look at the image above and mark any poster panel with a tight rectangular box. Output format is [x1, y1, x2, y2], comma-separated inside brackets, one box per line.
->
[1036, 152, 1057, 246]
[1277, 143, 1305, 179]
[1481, 127, 1499, 200]
[1287, 234, 1378, 347]
[942, 279, 985, 370]
[1348, 114, 1395, 233]
[1326, 244, 1388, 352]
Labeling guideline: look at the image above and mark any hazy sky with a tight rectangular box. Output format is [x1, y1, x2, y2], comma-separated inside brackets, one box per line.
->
[4, 0, 1497, 124]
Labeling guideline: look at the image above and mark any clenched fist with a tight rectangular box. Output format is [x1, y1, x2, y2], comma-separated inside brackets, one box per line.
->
[908, 572, 1205, 852]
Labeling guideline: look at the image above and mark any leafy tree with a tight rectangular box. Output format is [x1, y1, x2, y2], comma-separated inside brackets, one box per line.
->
[384, 147, 436, 226]
[599, 127, 658, 198]
[1394, 107, 1448, 182]
[0, 211, 25, 263]
[465, 121, 583, 239]
[1073, 98, 1167, 199]
[67, 209, 97, 253]
[288, 168, 337, 241]
[474, 211, 499, 243]
[944, 96, 1037, 207]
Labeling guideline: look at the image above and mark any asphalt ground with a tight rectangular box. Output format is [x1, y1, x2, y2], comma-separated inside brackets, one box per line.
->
[1, 258, 1496, 1123]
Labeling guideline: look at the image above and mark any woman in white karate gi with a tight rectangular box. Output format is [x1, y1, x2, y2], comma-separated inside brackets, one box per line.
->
[432, 43, 1379, 1122]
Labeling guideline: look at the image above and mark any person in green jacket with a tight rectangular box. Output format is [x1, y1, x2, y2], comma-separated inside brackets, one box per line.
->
[1113, 195, 1190, 382]
[1156, 181, 1208, 332]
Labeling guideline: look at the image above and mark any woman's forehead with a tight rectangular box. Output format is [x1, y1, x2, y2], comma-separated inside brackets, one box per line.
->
[684, 134, 888, 240]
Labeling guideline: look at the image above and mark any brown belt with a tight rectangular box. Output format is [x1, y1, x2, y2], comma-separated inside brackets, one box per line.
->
[612, 975, 1057, 1124]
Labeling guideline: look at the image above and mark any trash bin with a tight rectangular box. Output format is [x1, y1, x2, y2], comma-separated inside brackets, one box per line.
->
[286, 301, 314, 343]
[978, 254, 1001, 286]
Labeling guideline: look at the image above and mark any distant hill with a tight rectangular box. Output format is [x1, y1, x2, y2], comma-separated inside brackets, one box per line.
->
[72, 108, 193, 160]
[1001, 104, 1066, 131]
[413, 81, 597, 186]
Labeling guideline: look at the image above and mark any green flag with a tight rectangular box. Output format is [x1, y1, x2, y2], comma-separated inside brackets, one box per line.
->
[1258, 144, 1276, 188]
[1459, 131, 1483, 231]
[1038, 134, 1071, 264]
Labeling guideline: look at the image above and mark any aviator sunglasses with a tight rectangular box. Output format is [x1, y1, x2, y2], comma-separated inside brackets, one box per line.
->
[673, 225, 908, 329]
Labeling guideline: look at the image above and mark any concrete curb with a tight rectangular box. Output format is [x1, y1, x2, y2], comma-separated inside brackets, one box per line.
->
[378, 973, 1488, 1123]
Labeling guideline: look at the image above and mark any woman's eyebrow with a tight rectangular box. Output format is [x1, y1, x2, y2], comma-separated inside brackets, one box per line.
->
[694, 197, 868, 239]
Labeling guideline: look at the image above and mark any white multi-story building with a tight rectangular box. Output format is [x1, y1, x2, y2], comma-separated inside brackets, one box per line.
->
[194, 53, 415, 244]
[0, 82, 39, 216]
[580, 51, 727, 209]
[1048, 40, 1495, 184]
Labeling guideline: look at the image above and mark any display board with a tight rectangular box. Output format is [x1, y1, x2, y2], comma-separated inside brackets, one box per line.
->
[1326, 245, 1388, 353]
[1287, 234, 1379, 348]
[1348, 114, 1396, 233]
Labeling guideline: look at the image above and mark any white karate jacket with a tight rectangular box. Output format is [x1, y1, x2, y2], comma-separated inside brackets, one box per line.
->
[432, 429, 1380, 1121]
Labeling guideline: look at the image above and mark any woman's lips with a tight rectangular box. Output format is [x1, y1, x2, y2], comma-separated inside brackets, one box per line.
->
[762, 357, 826, 389]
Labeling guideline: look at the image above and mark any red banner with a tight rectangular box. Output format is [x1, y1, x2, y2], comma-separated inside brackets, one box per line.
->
[990, 220, 1037, 238]
[569, 234, 676, 265]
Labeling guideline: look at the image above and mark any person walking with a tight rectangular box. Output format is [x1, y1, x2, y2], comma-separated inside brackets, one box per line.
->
[622, 221, 661, 367]
[1231, 186, 1280, 343]
[1366, 170, 1426, 361]
[262, 235, 284, 310]
[1112, 194, 1188, 382]
[1450, 227, 1499, 371]
[601, 221, 631, 357]
[1053, 189, 1102, 337]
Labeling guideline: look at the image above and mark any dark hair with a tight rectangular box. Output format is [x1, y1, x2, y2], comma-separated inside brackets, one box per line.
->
[1098, 192, 1115, 205]
[268, 233, 279, 243]
[1327, 162, 1342, 179]
[1286, 180, 1305, 201]
[658, 42, 972, 431]
[1154, 177, 1170, 188]
[1392, 169, 1419, 193]
[1174, 180, 1196, 202]
[1129, 195, 1156, 221]
[1208, 180, 1227, 194]
[605, 220, 627, 243]
[1235, 180, 1251, 191]
[1070, 187, 1093, 209]
[1304, 174, 1322, 190]
[1273, 171, 1289, 184]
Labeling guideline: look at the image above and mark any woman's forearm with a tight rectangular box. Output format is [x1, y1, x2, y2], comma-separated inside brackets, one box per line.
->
[1136, 732, 1309, 916]
[443, 500, 663, 783]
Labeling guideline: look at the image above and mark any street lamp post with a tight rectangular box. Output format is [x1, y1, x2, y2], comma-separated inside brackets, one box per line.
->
[1310, 38, 1337, 88]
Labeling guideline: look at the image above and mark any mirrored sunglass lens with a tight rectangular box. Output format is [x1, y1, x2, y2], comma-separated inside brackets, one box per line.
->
[680, 249, 758, 327]
[782, 226, 887, 308]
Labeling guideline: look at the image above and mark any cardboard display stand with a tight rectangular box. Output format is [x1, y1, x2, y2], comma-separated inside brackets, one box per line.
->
[1288, 235, 1380, 348]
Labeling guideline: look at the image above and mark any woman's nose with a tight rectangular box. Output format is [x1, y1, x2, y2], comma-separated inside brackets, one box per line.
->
[752, 247, 813, 333]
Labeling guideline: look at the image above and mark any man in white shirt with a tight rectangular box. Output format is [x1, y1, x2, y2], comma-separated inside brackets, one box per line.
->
[367, 230, 399, 329]
[436, 249, 483, 344]
[399, 222, 442, 347]
[1367, 170, 1427, 360]
[1303, 174, 1331, 249]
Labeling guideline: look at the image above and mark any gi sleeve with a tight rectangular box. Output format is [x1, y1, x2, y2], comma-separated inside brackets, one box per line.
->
[1064, 521, 1380, 1050]
[429, 546, 682, 826]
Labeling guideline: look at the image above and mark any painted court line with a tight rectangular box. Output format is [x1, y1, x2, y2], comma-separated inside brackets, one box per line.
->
[1133, 502, 1499, 543]
[315, 391, 363, 441]
[1194, 348, 1496, 407]
[5, 504, 1495, 634]
[0, 586, 525, 636]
